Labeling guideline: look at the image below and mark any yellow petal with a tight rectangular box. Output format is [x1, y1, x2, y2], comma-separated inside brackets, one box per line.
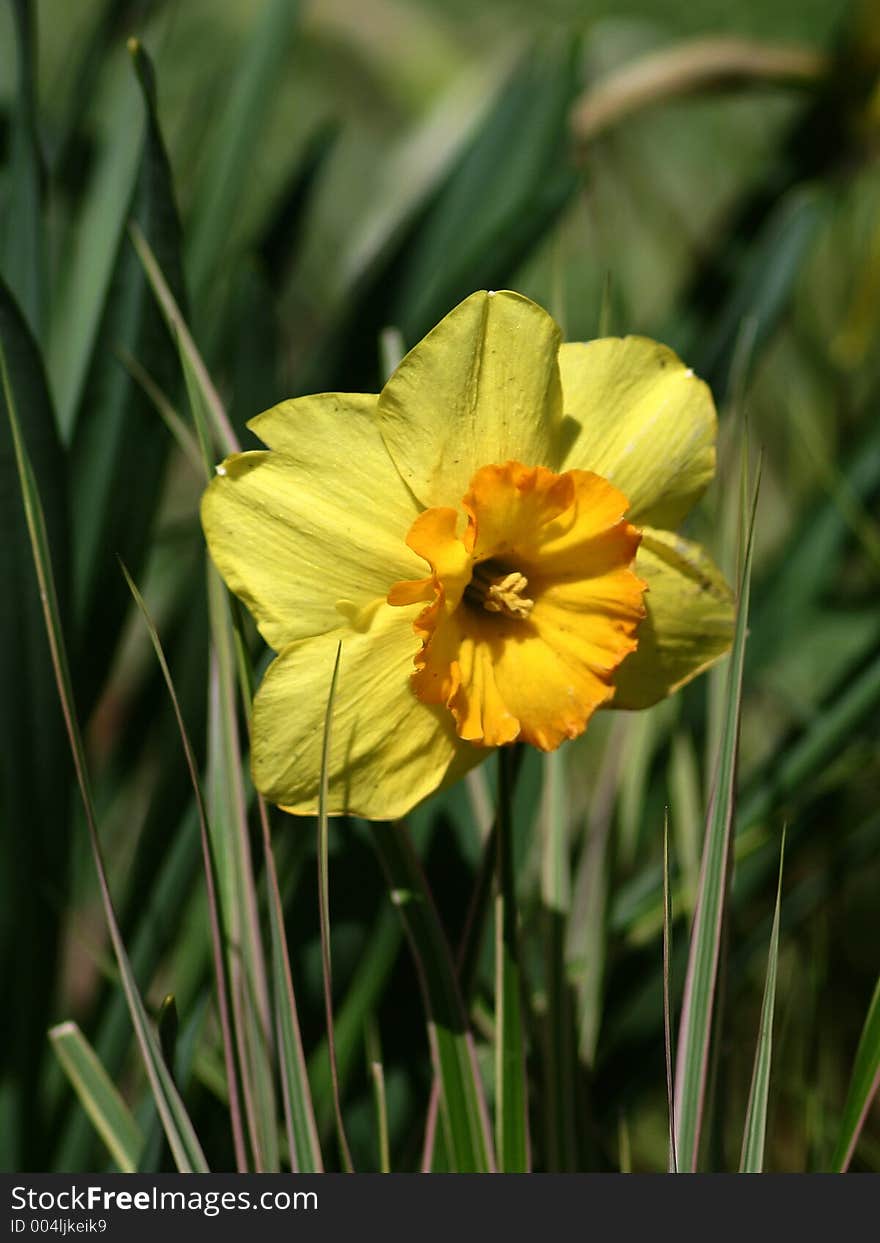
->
[462, 462, 635, 573]
[200, 394, 424, 651]
[377, 291, 564, 508]
[462, 462, 573, 561]
[558, 338, 717, 527]
[612, 527, 734, 710]
[405, 506, 472, 607]
[251, 602, 482, 818]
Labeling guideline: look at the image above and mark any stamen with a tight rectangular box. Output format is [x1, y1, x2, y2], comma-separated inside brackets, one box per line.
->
[466, 561, 534, 620]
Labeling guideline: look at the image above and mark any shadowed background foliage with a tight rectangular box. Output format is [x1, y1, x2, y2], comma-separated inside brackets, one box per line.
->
[0, 0, 878, 1173]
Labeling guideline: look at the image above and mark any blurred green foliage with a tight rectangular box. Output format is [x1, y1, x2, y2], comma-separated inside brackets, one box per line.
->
[1, 0, 878, 1173]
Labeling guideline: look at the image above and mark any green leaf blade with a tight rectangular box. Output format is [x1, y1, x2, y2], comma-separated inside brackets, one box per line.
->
[495, 747, 530, 1172]
[317, 642, 354, 1172]
[674, 453, 760, 1172]
[372, 821, 495, 1173]
[831, 976, 880, 1172]
[49, 1022, 144, 1174]
[186, 0, 300, 312]
[740, 832, 785, 1173]
[0, 276, 71, 1169]
[1, 341, 209, 1174]
[1, 0, 45, 339]
[67, 39, 187, 719]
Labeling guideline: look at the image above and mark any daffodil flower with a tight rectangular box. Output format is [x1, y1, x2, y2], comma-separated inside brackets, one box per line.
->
[201, 291, 734, 819]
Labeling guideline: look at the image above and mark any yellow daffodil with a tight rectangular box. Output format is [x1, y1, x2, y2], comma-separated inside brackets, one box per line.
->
[201, 291, 734, 819]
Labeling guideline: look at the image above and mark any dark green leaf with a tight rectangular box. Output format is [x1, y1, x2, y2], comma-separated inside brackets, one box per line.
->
[300, 38, 582, 393]
[0, 277, 70, 1169]
[69, 40, 186, 716]
[495, 747, 529, 1172]
[371, 821, 495, 1173]
[831, 975, 880, 1172]
[186, 0, 300, 314]
[0, 0, 45, 339]
[740, 833, 785, 1172]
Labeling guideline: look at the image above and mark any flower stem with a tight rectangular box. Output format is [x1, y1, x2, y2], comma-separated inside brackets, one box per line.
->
[495, 745, 530, 1171]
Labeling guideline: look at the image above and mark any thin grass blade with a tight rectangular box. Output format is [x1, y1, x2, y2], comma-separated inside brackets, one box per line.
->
[568, 717, 625, 1068]
[1, 344, 208, 1173]
[372, 820, 495, 1172]
[115, 346, 204, 475]
[148, 237, 313, 1171]
[54, 808, 203, 1171]
[260, 795, 323, 1172]
[669, 730, 702, 902]
[366, 1020, 391, 1174]
[0, 275, 71, 1170]
[831, 975, 880, 1172]
[539, 748, 576, 1170]
[156, 995, 179, 1077]
[663, 813, 677, 1174]
[120, 562, 248, 1171]
[316, 642, 354, 1172]
[128, 221, 238, 459]
[232, 679, 320, 1169]
[421, 817, 497, 1171]
[309, 907, 400, 1141]
[618, 1113, 632, 1173]
[49, 1022, 144, 1174]
[148, 216, 280, 1171]
[673, 453, 760, 1172]
[740, 831, 786, 1172]
[206, 571, 278, 1171]
[2, 0, 44, 338]
[495, 746, 530, 1172]
[612, 640, 880, 951]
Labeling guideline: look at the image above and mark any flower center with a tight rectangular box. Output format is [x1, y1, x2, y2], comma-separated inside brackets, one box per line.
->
[465, 561, 534, 620]
[387, 461, 647, 751]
